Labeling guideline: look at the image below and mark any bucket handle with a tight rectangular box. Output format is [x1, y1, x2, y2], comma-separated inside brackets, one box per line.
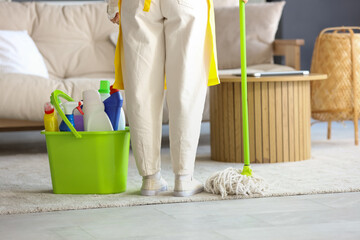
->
[50, 90, 82, 139]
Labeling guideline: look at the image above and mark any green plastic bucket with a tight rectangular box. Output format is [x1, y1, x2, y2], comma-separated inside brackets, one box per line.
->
[41, 90, 130, 194]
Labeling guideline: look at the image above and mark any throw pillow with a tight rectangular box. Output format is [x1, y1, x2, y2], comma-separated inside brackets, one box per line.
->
[215, 2, 286, 69]
[0, 30, 49, 78]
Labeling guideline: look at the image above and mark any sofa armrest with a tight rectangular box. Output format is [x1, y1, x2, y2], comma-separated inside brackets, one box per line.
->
[273, 39, 305, 70]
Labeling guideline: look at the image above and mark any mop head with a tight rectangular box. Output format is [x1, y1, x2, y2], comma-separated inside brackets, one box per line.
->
[205, 167, 268, 198]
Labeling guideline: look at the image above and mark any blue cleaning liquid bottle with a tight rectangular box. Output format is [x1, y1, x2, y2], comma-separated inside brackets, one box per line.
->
[59, 102, 79, 132]
[104, 86, 125, 131]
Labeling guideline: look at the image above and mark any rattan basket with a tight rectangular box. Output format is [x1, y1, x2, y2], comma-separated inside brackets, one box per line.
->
[311, 27, 360, 145]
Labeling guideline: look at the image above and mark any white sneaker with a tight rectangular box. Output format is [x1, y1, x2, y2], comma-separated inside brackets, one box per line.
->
[173, 175, 204, 197]
[140, 172, 168, 196]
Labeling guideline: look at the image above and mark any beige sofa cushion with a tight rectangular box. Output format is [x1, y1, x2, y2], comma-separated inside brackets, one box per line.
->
[0, 2, 117, 79]
[0, 2, 36, 34]
[0, 73, 188, 123]
[215, 2, 285, 69]
[0, 73, 91, 121]
[0, 73, 114, 121]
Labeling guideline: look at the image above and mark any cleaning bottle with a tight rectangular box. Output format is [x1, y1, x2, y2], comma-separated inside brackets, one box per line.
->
[112, 86, 126, 131]
[98, 80, 111, 102]
[112, 85, 126, 131]
[43, 102, 59, 132]
[73, 101, 85, 131]
[106, 85, 126, 130]
[83, 89, 113, 132]
[104, 86, 125, 130]
[110, 85, 126, 130]
[59, 101, 79, 132]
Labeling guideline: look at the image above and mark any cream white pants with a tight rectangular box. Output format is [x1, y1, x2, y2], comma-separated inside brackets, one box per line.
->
[121, 0, 209, 176]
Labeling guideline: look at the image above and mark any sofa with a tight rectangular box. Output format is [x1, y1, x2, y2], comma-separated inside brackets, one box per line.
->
[0, 1, 304, 131]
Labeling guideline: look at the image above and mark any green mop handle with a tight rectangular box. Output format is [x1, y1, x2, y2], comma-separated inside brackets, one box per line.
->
[239, 1, 250, 167]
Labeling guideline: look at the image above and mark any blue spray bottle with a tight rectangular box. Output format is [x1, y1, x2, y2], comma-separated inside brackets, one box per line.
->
[59, 102, 79, 132]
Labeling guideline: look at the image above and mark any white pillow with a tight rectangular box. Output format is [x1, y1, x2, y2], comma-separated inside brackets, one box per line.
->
[0, 30, 49, 79]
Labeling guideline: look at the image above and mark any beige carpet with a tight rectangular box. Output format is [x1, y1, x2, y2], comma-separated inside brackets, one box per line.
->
[1, 128, 360, 215]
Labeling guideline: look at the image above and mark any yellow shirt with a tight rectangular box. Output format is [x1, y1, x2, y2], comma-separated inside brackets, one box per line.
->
[113, 0, 220, 90]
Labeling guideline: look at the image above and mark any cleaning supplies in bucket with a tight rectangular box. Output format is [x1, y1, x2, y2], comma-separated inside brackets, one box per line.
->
[44, 102, 59, 132]
[42, 90, 130, 194]
[45, 79, 126, 133]
[83, 89, 113, 132]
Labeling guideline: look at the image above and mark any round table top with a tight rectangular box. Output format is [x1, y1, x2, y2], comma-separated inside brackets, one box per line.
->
[219, 73, 327, 83]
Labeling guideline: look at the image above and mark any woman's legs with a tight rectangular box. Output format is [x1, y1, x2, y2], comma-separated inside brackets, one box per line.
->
[162, 0, 209, 196]
[162, 0, 209, 176]
[121, 0, 209, 196]
[121, 0, 166, 177]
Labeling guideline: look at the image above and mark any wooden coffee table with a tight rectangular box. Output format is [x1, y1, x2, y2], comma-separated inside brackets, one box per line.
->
[210, 73, 327, 163]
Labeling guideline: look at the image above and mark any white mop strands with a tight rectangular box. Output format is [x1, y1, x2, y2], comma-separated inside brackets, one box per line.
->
[205, 167, 268, 198]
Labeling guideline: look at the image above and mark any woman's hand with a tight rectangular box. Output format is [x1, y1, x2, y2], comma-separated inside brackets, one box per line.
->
[111, 12, 120, 25]
[243, 0, 248, 3]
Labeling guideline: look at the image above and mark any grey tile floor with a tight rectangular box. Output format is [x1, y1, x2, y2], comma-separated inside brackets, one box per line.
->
[1, 121, 360, 239]
[0, 193, 360, 240]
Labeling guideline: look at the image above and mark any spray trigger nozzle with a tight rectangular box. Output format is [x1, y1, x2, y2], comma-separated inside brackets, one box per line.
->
[76, 101, 84, 115]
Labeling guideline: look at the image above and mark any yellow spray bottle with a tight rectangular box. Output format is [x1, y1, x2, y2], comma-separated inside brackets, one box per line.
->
[44, 102, 59, 132]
